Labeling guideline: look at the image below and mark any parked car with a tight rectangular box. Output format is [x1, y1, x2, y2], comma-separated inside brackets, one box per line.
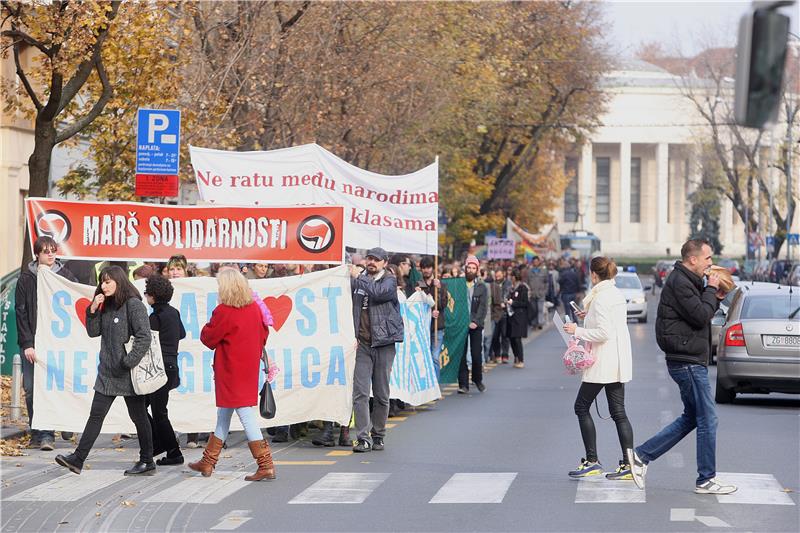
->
[787, 263, 800, 287]
[615, 272, 650, 323]
[717, 258, 741, 277]
[715, 283, 800, 403]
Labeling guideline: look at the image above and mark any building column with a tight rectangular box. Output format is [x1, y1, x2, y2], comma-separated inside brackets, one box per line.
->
[655, 143, 669, 242]
[581, 142, 593, 228]
[619, 142, 631, 235]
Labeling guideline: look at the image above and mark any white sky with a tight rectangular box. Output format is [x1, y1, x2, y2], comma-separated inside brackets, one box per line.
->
[602, 0, 800, 58]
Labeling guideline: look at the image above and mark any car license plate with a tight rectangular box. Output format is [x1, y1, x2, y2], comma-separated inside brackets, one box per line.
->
[763, 335, 800, 347]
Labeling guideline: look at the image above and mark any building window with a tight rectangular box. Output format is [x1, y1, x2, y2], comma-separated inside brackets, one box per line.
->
[596, 157, 610, 223]
[630, 157, 641, 223]
[564, 157, 578, 223]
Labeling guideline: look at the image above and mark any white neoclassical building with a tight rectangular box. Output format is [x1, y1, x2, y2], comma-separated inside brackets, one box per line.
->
[552, 57, 798, 258]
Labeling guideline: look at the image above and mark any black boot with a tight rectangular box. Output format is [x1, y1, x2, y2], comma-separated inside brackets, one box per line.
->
[156, 448, 184, 466]
[312, 422, 335, 447]
[55, 453, 83, 475]
[338, 425, 351, 447]
[124, 461, 156, 476]
[272, 426, 289, 443]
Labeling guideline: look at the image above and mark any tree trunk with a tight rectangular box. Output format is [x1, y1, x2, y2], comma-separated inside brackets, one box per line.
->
[20, 119, 57, 268]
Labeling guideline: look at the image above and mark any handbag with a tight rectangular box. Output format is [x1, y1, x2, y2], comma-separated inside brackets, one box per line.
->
[125, 330, 167, 395]
[562, 336, 595, 375]
[259, 349, 277, 419]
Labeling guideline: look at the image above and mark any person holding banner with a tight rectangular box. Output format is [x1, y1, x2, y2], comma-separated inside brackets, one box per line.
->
[417, 256, 447, 377]
[350, 247, 404, 453]
[55, 266, 155, 476]
[189, 269, 274, 481]
[457, 256, 488, 394]
[15, 236, 78, 451]
[143, 275, 186, 466]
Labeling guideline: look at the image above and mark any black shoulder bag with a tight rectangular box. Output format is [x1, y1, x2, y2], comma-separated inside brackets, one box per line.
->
[258, 348, 277, 419]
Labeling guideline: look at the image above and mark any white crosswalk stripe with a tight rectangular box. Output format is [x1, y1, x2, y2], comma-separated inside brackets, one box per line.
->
[6, 470, 122, 502]
[143, 471, 251, 504]
[715, 473, 796, 505]
[574, 476, 646, 503]
[288, 472, 390, 504]
[429, 473, 517, 504]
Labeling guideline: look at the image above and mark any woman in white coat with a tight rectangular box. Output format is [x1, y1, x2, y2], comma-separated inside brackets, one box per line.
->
[563, 256, 634, 480]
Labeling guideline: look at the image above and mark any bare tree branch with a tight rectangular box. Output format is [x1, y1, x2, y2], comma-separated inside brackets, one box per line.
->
[55, 53, 113, 144]
[11, 38, 42, 110]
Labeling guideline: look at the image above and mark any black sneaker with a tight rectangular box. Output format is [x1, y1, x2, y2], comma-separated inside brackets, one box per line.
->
[124, 461, 156, 476]
[353, 439, 372, 453]
[61, 432, 74, 441]
[372, 437, 384, 451]
[272, 429, 289, 443]
[457, 387, 468, 394]
[55, 453, 83, 475]
[605, 460, 632, 480]
[40, 438, 55, 451]
[476, 382, 486, 393]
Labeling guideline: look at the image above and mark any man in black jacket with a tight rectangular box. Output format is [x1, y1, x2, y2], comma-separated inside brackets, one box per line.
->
[417, 256, 447, 375]
[458, 255, 488, 394]
[15, 236, 78, 450]
[350, 247, 404, 453]
[557, 260, 581, 321]
[628, 239, 737, 495]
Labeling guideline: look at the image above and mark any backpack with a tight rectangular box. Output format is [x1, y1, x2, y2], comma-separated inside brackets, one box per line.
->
[562, 337, 595, 375]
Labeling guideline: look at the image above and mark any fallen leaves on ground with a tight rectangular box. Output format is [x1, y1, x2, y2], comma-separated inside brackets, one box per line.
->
[120, 500, 136, 508]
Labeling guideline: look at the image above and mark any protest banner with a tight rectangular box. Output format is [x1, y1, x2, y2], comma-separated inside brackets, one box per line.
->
[487, 238, 516, 259]
[437, 277, 469, 384]
[389, 294, 441, 406]
[190, 143, 438, 254]
[25, 198, 344, 264]
[32, 267, 356, 432]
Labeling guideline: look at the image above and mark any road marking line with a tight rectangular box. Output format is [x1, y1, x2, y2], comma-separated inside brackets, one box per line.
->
[143, 471, 249, 504]
[670, 508, 731, 528]
[385, 423, 397, 428]
[325, 450, 353, 457]
[442, 392, 453, 396]
[289, 472, 390, 504]
[430, 473, 517, 504]
[575, 477, 645, 503]
[388, 416, 407, 421]
[274, 460, 337, 465]
[715, 473, 796, 505]
[6, 470, 122, 501]
[210, 510, 252, 531]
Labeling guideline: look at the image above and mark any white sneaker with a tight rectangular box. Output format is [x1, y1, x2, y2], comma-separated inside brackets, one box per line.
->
[695, 478, 737, 495]
[626, 448, 647, 490]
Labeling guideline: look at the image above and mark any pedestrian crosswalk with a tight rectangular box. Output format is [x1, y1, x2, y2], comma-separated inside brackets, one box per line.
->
[2, 469, 795, 507]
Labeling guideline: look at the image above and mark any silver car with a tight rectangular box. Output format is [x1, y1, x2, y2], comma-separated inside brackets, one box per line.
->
[711, 281, 777, 360]
[615, 272, 649, 323]
[715, 284, 800, 403]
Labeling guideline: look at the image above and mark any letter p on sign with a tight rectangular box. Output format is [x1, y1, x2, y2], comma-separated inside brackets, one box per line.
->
[148, 113, 176, 144]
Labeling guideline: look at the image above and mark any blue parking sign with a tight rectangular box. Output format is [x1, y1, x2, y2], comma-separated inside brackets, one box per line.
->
[136, 109, 181, 175]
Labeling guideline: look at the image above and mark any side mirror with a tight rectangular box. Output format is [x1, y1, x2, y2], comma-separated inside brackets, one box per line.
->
[734, 5, 791, 128]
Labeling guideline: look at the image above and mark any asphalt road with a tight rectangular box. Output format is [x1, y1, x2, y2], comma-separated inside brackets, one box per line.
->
[2, 291, 798, 532]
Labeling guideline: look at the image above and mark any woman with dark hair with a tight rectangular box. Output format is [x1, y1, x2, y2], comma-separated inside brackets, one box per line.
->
[506, 268, 529, 368]
[55, 266, 156, 476]
[562, 256, 634, 480]
[144, 275, 186, 466]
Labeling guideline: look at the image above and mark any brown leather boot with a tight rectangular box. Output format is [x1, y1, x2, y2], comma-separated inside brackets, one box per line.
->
[245, 439, 276, 481]
[187, 434, 223, 477]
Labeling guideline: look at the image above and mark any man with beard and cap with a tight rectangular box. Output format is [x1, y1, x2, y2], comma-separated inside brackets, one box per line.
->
[16, 236, 78, 450]
[458, 255, 489, 394]
[349, 247, 404, 453]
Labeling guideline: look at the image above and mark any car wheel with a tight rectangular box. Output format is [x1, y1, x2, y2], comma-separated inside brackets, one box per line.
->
[638, 316, 647, 324]
[715, 379, 735, 404]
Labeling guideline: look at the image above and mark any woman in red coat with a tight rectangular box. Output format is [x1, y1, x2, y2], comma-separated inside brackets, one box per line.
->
[188, 269, 274, 481]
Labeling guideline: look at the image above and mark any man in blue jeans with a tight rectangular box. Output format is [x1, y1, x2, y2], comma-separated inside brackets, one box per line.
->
[627, 239, 737, 495]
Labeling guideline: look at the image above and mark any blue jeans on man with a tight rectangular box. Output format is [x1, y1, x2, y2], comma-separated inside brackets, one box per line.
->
[635, 362, 718, 485]
[431, 329, 444, 379]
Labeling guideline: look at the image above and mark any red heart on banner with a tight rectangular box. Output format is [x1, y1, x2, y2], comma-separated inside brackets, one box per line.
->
[262, 295, 293, 332]
[75, 297, 91, 329]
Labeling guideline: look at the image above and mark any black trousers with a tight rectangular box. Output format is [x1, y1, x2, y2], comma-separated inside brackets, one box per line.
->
[489, 317, 509, 358]
[574, 382, 633, 463]
[75, 391, 154, 463]
[458, 327, 484, 388]
[146, 362, 180, 456]
[509, 337, 524, 362]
